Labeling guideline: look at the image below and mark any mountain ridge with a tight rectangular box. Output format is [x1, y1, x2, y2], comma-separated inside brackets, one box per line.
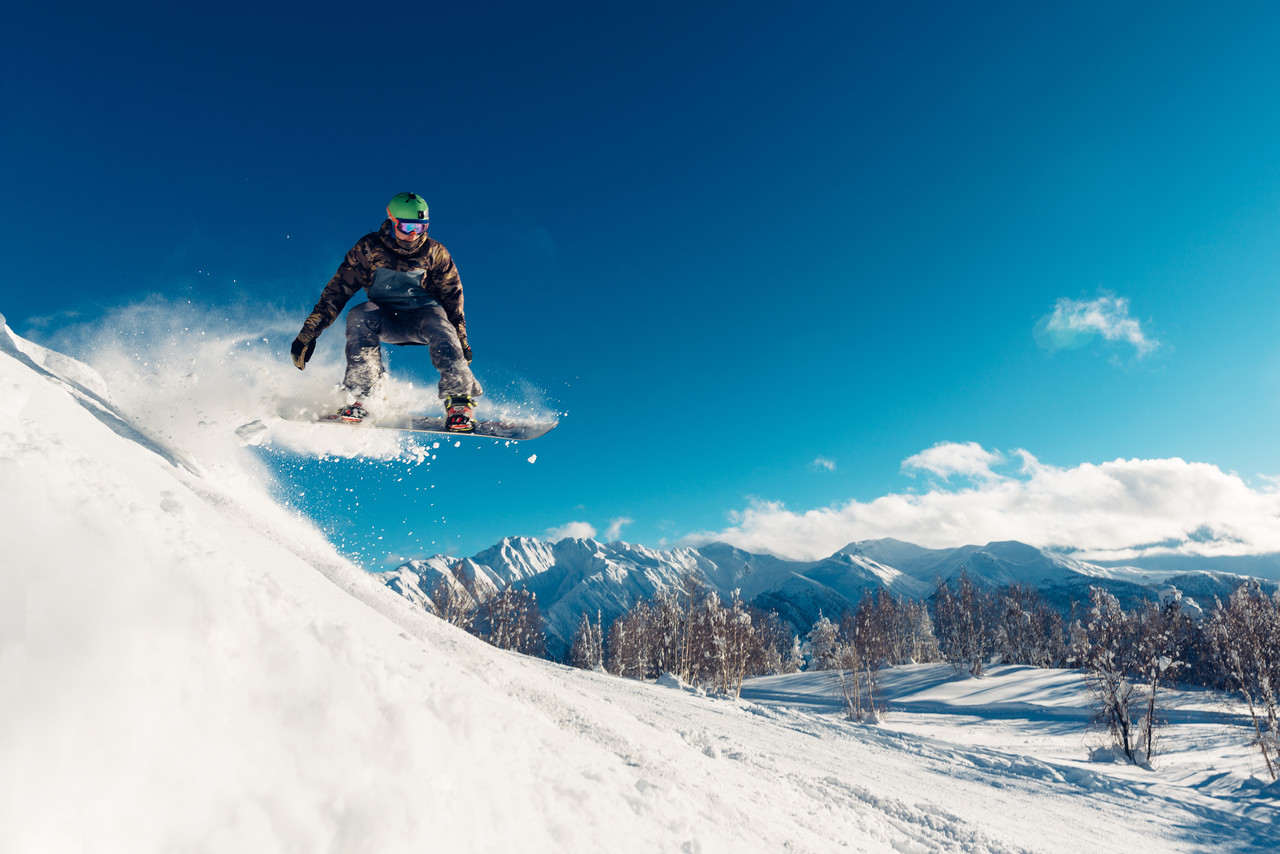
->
[379, 534, 1280, 657]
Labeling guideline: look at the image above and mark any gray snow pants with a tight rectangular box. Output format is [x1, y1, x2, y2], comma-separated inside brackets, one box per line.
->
[343, 301, 483, 400]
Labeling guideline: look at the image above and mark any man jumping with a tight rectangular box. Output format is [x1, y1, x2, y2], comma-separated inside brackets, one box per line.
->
[290, 192, 482, 432]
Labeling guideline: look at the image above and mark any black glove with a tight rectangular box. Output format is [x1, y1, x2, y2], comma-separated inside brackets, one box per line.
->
[460, 337, 473, 363]
[290, 336, 316, 370]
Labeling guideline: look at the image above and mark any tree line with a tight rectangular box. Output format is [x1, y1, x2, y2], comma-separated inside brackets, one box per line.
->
[582, 578, 802, 696]
[424, 566, 1280, 778]
[431, 573, 548, 658]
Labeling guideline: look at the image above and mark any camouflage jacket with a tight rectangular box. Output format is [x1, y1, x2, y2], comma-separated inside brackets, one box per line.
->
[297, 221, 468, 344]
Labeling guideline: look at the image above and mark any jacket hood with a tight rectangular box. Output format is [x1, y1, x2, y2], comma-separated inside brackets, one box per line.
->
[378, 219, 429, 256]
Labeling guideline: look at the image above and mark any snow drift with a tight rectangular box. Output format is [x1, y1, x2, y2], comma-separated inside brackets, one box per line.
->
[0, 311, 573, 850]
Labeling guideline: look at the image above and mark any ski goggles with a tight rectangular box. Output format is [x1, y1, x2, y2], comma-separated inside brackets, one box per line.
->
[393, 218, 429, 235]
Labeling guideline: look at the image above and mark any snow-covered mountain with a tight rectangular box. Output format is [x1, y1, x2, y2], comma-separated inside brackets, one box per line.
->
[382, 533, 1275, 656]
[384, 536, 718, 652]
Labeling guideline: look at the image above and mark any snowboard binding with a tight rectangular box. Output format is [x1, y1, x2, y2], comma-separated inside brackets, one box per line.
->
[334, 401, 369, 423]
[444, 395, 477, 433]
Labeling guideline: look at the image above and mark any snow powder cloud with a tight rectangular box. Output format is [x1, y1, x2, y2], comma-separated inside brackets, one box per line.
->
[1036, 295, 1158, 356]
[811, 457, 837, 472]
[688, 443, 1280, 562]
[37, 296, 557, 465]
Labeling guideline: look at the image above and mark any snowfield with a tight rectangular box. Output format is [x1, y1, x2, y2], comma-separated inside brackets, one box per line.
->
[2, 312, 1277, 853]
[745, 667, 1280, 847]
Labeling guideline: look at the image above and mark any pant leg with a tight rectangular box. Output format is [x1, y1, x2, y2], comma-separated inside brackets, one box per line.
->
[412, 306, 484, 400]
[345, 302, 483, 401]
[343, 301, 385, 397]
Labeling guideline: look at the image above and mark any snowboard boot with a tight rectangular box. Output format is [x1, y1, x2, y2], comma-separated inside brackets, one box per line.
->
[444, 395, 477, 433]
[334, 401, 369, 423]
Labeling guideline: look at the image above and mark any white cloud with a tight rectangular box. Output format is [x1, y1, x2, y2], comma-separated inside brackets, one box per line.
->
[687, 443, 1280, 561]
[902, 441, 1003, 480]
[545, 521, 597, 541]
[1037, 295, 1157, 356]
[604, 517, 634, 541]
[811, 457, 836, 472]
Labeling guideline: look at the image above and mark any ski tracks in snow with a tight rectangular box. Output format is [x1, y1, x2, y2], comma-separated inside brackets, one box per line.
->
[743, 692, 1278, 853]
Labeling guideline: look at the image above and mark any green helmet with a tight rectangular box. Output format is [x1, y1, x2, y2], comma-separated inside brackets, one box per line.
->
[387, 192, 429, 221]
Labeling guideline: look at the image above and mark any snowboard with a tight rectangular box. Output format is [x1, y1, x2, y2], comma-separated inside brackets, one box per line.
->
[314, 413, 557, 441]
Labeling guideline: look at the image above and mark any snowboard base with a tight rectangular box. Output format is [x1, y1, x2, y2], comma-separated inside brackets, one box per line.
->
[315, 414, 556, 441]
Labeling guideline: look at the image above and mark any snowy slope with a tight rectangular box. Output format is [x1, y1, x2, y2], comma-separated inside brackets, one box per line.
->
[3, 313, 1275, 853]
[744, 665, 1280, 845]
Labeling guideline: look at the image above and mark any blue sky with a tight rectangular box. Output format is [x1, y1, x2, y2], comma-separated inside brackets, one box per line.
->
[6, 2, 1280, 564]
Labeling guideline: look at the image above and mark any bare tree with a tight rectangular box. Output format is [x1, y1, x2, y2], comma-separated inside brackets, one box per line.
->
[604, 613, 631, 677]
[1081, 587, 1140, 763]
[569, 610, 604, 670]
[995, 585, 1034, 665]
[719, 590, 754, 697]
[599, 584, 933, 698]
[1032, 601, 1067, 668]
[694, 592, 728, 688]
[995, 585, 1066, 668]
[873, 591, 908, 664]
[959, 572, 997, 676]
[932, 572, 995, 676]
[431, 575, 475, 632]
[834, 641, 878, 722]
[783, 634, 806, 674]
[850, 595, 889, 714]
[932, 578, 963, 671]
[855, 593, 891, 667]
[1206, 581, 1280, 780]
[608, 600, 655, 678]
[1128, 597, 1187, 765]
[903, 598, 941, 663]
[604, 581, 757, 690]
[806, 612, 839, 671]
[479, 588, 547, 657]
[746, 606, 790, 676]
[1066, 617, 1090, 669]
[648, 589, 685, 677]
[835, 642, 864, 721]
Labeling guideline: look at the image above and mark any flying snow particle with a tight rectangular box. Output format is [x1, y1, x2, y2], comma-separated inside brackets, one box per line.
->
[527, 454, 537, 464]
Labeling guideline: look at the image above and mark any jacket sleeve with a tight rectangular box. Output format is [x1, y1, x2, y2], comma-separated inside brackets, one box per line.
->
[430, 244, 467, 337]
[297, 240, 372, 342]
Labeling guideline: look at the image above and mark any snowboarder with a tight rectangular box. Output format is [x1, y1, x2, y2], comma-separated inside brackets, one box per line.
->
[290, 192, 482, 432]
